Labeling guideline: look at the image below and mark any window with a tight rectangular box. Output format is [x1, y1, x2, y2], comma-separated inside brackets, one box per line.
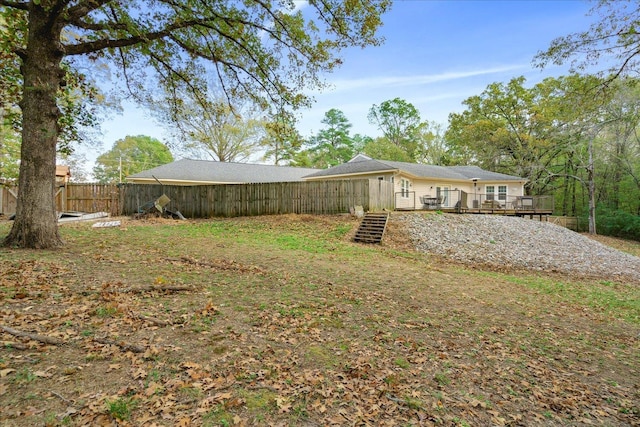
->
[486, 185, 495, 200]
[400, 178, 410, 198]
[498, 185, 507, 201]
[377, 176, 384, 181]
[486, 185, 507, 203]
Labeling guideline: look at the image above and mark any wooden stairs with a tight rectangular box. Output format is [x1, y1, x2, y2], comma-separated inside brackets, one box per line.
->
[353, 212, 389, 244]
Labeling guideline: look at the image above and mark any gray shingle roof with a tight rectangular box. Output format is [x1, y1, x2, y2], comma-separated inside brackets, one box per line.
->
[127, 159, 319, 183]
[303, 159, 525, 181]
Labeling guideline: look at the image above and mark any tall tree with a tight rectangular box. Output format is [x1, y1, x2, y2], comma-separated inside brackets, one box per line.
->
[0, 0, 390, 248]
[260, 112, 303, 166]
[446, 76, 562, 194]
[307, 108, 355, 167]
[368, 98, 423, 159]
[534, 0, 640, 81]
[93, 135, 173, 183]
[159, 87, 265, 162]
[597, 80, 640, 213]
[416, 121, 453, 165]
[362, 137, 413, 162]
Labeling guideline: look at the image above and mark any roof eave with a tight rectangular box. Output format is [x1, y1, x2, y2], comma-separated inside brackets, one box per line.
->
[126, 177, 244, 185]
[304, 169, 399, 180]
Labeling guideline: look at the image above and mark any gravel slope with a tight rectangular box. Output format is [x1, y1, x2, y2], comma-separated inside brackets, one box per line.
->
[398, 213, 640, 283]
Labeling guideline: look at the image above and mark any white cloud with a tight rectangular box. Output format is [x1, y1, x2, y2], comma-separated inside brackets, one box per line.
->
[321, 64, 527, 93]
[291, 1, 309, 13]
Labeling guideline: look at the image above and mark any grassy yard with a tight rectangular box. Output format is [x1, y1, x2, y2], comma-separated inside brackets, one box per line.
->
[0, 214, 638, 426]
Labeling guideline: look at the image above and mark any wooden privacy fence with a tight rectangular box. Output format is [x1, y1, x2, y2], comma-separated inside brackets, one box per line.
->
[1, 183, 120, 216]
[121, 179, 395, 218]
[543, 215, 579, 231]
[61, 183, 120, 216]
[525, 215, 579, 231]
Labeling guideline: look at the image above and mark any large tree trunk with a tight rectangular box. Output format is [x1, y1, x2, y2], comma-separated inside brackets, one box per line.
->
[3, 4, 64, 248]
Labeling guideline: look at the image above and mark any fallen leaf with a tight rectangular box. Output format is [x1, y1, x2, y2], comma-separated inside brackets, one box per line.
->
[0, 368, 16, 377]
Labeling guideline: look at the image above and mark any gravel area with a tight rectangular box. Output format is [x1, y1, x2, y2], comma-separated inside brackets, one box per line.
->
[398, 213, 640, 283]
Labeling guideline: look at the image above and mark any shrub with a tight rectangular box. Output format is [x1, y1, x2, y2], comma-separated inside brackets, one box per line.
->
[595, 207, 640, 241]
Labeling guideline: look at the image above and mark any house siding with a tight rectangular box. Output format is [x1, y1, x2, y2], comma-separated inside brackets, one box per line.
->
[391, 176, 525, 210]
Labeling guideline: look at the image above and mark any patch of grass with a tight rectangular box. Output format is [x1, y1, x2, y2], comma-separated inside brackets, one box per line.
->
[105, 396, 137, 421]
[402, 396, 424, 410]
[202, 404, 234, 427]
[179, 386, 203, 401]
[501, 274, 640, 324]
[434, 372, 450, 386]
[305, 345, 337, 369]
[240, 389, 277, 412]
[95, 305, 119, 318]
[13, 368, 36, 384]
[394, 357, 410, 369]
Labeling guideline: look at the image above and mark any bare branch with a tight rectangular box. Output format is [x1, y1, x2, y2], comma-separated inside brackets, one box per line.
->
[0, 324, 64, 346]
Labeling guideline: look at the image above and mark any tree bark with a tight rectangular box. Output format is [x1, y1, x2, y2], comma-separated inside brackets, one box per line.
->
[3, 3, 64, 248]
[588, 135, 597, 235]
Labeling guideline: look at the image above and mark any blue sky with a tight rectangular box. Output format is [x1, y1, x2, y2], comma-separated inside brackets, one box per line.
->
[94, 0, 597, 165]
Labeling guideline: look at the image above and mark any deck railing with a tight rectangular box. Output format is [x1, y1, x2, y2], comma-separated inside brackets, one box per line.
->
[463, 192, 554, 211]
[413, 190, 554, 213]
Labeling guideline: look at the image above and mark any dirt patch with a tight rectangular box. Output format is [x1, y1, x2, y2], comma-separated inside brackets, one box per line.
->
[0, 215, 638, 426]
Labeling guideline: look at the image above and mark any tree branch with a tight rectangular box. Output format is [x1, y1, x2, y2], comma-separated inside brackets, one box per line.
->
[167, 33, 277, 105]
[63, 0, 112, 24]
[64, 19, 203, 55]
[0, 325, 64, 346]
[69, 19, 128, 31]
[0, 0, 28, 10]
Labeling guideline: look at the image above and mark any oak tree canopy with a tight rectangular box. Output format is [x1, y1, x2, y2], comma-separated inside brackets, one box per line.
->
[0, 0, 390, 248]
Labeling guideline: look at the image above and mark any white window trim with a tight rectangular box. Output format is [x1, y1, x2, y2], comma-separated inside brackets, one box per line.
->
[400, 178, 410, 198]
[497, 185, 507, 201]
[486, 185, 507, 202]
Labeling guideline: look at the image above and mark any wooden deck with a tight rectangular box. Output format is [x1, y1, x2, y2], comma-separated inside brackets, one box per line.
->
[437, 207, 553, 219]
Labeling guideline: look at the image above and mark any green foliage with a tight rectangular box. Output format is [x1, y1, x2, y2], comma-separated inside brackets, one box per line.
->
[307, 108, 356, 167]
[155, 85, 264, 162]
[0, 121, 20, 180]
[446, 76, 562, 190]
[362, 136, 413, 162]
[106, 397, 138, 421]
[595, 206, 640, 242]
[443, 72, 640, 239]
[368, 98, 424, 159]
[93, 135, 173, 183]
[534, 0, 640, 79]
[261, 112, 303, 165]
[416, 121, 454, 165]
[1, 0, 391, 249]
[0, 9, 102, 153]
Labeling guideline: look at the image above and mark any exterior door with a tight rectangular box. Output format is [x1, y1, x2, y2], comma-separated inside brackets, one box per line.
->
[436, 185, 451, 207]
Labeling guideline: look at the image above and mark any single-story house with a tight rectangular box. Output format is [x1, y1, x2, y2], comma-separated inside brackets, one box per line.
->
[126, 159, 319, 185]
[302, 155, 528, 210]
[126, 156, 538, 212]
